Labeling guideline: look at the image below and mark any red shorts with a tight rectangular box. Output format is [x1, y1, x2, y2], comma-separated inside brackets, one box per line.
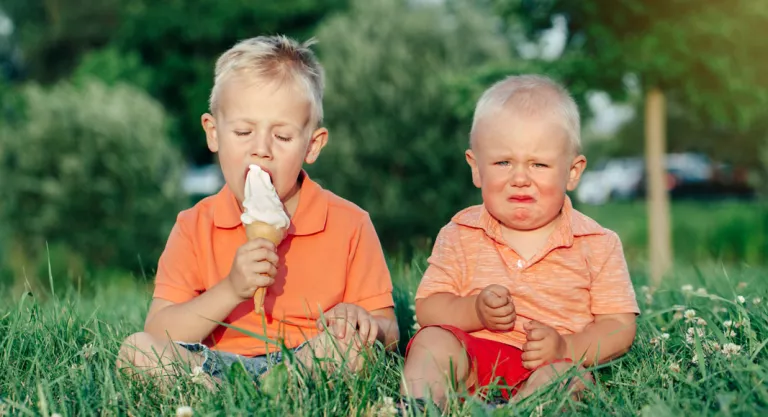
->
[405, 325, 571, 400]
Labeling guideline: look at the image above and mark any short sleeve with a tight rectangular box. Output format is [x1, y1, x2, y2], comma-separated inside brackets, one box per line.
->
[153, 214, 204, 304]
[589, 232, 640, 315]
[342, 214, 395, 311]
[415, 224, 464, 300]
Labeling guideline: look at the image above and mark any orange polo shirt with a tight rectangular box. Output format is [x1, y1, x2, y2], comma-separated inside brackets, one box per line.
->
[415, 196, 640, 349]
[153, 171, 394, 356]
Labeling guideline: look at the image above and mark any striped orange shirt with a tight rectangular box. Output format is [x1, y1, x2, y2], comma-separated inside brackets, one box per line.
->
[415, 196, 640, 349]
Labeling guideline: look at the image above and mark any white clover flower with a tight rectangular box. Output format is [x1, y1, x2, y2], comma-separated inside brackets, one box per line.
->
[673, 311, 684, 321]
[650, 337, 660, 346]
[696, 318, 707, 326]
[645, 293, 654, 305]
[691, 353, 700, 364]
[176, 407, 194, 417]
[736, 318, 748, 328]
[668, 362, 680, 373]
[189, 366, 206, 385]
[737, 296, 746, 304]
[640, 286, 651, 294]
[80, 343, 96, 360]
[726, 330, 737, 338]
[661, 333, 670, 340]
[375, 396, 398, 417]
[695, 288, 708, 296]
[681, 285, 694, 293]
[723, 320, 733, 328]
[684, 309, 697, 322]
[685, 327, 706, 344]
[753, 297, 762, 305]
[711, 342, 721, 352]
[721, 343, 742, 357]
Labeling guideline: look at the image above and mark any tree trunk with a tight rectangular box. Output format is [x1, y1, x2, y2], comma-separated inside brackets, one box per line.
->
[645, 87, 672, 285]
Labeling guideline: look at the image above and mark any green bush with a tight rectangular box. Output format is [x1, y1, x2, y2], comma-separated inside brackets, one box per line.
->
[0, 79, 186, 281]
[311, 0, 512, 251]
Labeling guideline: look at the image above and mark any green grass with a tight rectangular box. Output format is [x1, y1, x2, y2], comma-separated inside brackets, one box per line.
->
[2, 257, 768, 416]
[576, 200, 768, 266]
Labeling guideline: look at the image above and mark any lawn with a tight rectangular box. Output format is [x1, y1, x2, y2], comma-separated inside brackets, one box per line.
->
[1, 259, 767, 416]
[2, 202, 768, 416]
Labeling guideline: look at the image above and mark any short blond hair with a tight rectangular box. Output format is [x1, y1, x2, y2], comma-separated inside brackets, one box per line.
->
[470, 74, 581, 154]
[209, 35, 325, 128]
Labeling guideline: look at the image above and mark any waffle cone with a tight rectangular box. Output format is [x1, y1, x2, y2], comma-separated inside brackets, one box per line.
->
[245, 221, 286, 314]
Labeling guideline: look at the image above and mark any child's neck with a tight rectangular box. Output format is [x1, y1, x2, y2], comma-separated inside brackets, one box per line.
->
[500, 214, 562, 261]
[281, 174, 305, 218]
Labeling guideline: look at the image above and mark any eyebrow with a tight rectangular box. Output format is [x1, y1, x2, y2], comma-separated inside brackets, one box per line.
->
[228, 117, 303, 131]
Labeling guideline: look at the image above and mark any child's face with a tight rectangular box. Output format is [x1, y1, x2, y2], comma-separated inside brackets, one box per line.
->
[201, 74, 327, 206]
[466, 108, 586, 232]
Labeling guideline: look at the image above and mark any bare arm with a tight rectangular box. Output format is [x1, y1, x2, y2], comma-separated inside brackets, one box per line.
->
[370, 307, 400, 351]
[562, 313, 637, 366]
[415, 293, 484, 332]
[143, 279, 243, 343]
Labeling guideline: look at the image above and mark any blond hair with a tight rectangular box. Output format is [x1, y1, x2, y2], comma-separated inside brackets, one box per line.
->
[209, 35, 325, 127]
[470, 74, 581, 153]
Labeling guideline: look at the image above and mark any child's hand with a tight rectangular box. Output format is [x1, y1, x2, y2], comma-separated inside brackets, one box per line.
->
[521, 320, 567, 369]
[317, 303, 379, 346]
[226, 238, 279, 300]
[475, 284, 516, 332]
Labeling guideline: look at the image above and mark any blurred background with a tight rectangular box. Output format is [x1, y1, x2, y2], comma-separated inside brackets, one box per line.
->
[1, 0, 767, 294]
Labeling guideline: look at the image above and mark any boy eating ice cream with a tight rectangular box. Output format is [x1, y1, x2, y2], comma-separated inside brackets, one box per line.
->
[117, 35, 399, 384]
[400, 74, 639, 408]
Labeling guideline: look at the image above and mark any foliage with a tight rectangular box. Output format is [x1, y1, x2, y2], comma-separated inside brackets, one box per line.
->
[0, 79, 186, 278]
[309, 0, 514, 250]
[494, 0, 768, 186]
[3, 0, 350, 164]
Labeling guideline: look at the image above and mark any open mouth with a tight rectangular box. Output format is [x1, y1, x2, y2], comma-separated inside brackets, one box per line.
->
[244, 164, 274, 184]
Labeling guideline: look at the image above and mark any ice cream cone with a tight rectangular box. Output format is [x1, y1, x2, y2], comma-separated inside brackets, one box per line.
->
[245, 221, 286, 314]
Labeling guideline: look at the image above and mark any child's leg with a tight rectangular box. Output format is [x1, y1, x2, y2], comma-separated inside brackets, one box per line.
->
[290, 328, 365, 374]
[400, 326, 472, 407]
[116, 332, 213, 388]
[514, 362, 593, 400]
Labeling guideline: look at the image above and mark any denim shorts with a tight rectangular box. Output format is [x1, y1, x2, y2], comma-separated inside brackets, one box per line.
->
[176, 342, 306, 382]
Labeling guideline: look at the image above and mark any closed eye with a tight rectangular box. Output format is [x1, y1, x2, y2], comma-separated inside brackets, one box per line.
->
[275, 134, 292, 142]
[494, 161, 510, 166]
[234, 131, 251, 137]
[533, 163, 548, 168]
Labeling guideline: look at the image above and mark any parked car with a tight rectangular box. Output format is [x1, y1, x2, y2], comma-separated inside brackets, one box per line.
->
[576, 152, 755, 205]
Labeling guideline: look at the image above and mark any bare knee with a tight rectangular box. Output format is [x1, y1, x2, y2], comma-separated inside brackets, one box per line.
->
[117, 332, 164, 369]
[408, 327, 463, 361]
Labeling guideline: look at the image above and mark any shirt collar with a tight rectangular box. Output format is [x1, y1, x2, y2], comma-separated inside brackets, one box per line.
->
[213, 170, 328, 236]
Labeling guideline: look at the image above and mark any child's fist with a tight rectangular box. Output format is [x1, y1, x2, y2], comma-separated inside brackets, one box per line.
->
[226, 238, 279, 300]
[521, 320, 567, 369]
[475, 284, 516, 332]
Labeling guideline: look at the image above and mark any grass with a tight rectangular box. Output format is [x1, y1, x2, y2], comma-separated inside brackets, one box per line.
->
[576, 200, 768, 266]
[2, 257, 768, 416]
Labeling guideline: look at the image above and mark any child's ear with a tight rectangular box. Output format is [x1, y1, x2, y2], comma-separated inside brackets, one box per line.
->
[465, 149, 482, 188]
[201, 113, 219, 153]
[304, 127, 329, 164]
[566, 154, 587, 191]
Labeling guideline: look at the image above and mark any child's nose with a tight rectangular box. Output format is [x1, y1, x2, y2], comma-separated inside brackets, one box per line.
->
[509, 166, 531, 186]
[249, 133, 273, 159]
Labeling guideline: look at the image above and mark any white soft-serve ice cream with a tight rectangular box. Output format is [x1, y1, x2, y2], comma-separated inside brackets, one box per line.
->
[241, 164, 290, 229]
[241, 164, 290, 314]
